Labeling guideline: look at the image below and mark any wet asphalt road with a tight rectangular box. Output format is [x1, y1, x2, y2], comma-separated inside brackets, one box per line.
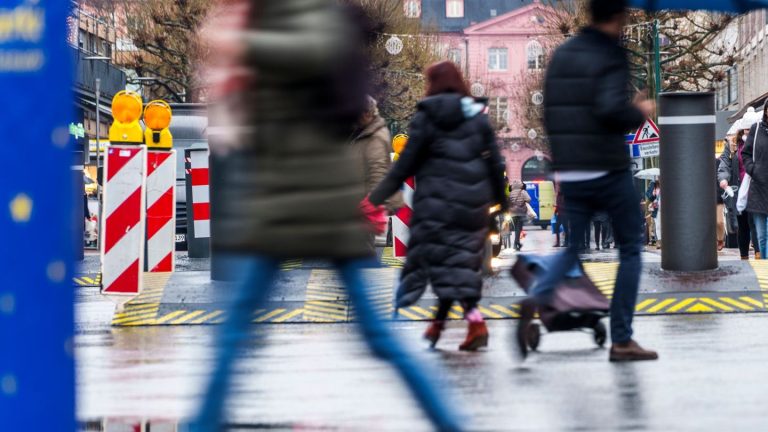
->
[77, 314, 768, 431]
[76, 229, 767, 431]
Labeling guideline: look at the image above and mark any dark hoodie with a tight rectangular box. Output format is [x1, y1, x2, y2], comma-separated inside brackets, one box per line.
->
[741, 100, 768, 214]
[370, 93, 507, 306]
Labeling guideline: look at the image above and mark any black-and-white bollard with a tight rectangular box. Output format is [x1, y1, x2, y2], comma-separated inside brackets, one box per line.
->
[658, 92, 717, 271]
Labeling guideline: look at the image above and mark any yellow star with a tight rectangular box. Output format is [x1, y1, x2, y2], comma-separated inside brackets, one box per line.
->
[9, 193, 33, 223]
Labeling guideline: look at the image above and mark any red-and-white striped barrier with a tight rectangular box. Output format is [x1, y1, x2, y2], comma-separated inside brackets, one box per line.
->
[101, 145, 147, 295]
[392, 177, 414, 258]
[145, 149, 176, 272]
[189, 149, 210, 239]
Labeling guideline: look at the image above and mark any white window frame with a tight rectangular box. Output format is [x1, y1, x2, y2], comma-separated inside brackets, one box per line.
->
[489, 97, 509, 126]
[446, 0, 464, 18]
[448, 48, 462, 67]
[488, 48, 508, 72]
[527, 40, 544, 70]
[404, 0, 421, 18]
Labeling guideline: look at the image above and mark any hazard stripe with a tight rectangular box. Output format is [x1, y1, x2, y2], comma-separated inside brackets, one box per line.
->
[103, 259, 140, 294]
[273, 308, 304, 323]
[150, 252, 173, 273]
[191, 168, 209, 186]
[146, 189, 174, 239]
[646, 298, 676, 313]
[106, 146, 142, 181]
[193, 202, 210, 221]
[146, 151, 174, 176]
[169, 310, 206, 325]
[189, 310, 223, 324]
[104, 187, 143, 254]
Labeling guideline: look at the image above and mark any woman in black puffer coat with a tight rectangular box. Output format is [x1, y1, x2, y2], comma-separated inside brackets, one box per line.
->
[368, 61, 507, 351]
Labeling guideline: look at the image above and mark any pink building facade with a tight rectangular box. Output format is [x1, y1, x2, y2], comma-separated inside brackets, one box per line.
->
[411, 1, 556, 182]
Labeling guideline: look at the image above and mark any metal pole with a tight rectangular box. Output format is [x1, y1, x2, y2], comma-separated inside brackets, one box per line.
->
[95, 77, 102, 252]
[658, 92, 717, 271]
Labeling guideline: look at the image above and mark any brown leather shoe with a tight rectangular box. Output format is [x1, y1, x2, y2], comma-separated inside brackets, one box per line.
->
[424, 321, 445, 348]
[609, 340, 659, 362]
[459, 321, 488, 351]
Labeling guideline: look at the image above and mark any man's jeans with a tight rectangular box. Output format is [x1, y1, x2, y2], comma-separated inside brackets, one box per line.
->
[753, 213, 768, 259]
[529, 170, 643, 343]
[191, 256, 464, 432]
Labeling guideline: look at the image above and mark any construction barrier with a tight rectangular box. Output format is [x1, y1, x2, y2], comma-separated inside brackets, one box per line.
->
[185, 148, 211, 258]
[145, 149, 176, 272]
[101, 145, 147, 295]
[392, 177, 414, 258]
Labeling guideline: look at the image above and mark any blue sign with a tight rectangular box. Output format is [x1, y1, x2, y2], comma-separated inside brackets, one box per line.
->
[0, 2, 75, 431]
[626, 134, 641, 158]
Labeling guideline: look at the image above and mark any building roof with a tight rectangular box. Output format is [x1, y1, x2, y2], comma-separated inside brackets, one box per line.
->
[420, 0, 538, 33]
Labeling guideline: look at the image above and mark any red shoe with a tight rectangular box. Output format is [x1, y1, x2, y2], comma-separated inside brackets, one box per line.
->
[459, 321, 489, 351]
[424, 321, 445, 348]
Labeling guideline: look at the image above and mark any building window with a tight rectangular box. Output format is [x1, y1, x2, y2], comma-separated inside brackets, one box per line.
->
[404, 0, 421, 18]
[522, 157, 551, 182]
[490, 9, 498, 17]
[448, 48, 462, 68]
[78, 29, 86, 50]
[488, 97, 509, 126]
[527, 40, 544, 70]
[446, 0, 464, 18]
[488, 48, 508, 71]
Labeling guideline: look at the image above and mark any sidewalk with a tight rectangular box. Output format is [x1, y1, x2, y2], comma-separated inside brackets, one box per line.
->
[75, 232, 768, 327]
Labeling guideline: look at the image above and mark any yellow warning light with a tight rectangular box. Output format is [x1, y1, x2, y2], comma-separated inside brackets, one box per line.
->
[393, 134, 408, 154]
[109, 90, 144, 144]
[144, 100, 172, 130]
[143, 100, 173, 149]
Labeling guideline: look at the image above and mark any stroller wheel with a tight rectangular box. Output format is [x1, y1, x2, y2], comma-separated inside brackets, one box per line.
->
[593, 321, 607, 347]
[527, 323, 541, 351]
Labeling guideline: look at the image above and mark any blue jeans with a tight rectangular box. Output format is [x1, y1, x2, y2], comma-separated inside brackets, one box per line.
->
[191, 256, 464, 432]
[753, 213, 768, 259]
[529, 170, 643, 343]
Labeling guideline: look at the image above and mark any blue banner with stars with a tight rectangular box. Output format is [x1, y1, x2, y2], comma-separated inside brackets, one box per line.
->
[0, 1, 75, 430]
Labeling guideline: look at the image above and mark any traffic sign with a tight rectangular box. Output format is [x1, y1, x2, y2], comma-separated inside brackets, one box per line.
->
[633, 118, 660, 144]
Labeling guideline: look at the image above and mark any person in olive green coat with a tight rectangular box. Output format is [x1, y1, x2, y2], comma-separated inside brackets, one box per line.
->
[193, 2, 464, 432]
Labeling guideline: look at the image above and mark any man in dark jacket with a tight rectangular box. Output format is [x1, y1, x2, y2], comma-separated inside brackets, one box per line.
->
[520, 0, 657, 362]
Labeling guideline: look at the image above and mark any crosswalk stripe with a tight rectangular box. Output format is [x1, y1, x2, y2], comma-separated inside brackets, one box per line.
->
[719, 297, 754, 311]
[170, 310, 206, 325]
[189, 310, 224, 324]
[272, 308, 304, 323]
[740, 296, 764, 308]
[396, 308, 422, 320]
[647, 298, 676, 313]
[255, 309, 287, 322]
[666, 298, 697, 313]
[699, 298, 734, 312]
[490, 304, 519, 317]
[155, 310, 188, 324]
[478, 305, 503, 319]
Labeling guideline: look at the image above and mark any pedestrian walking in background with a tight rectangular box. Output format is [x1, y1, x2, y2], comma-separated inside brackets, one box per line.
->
[646, 178, 661, 249]
[742, 102, 768, 260]
[368, 60, 508, 352]
[592, 212, 611, 250]
[716, 155, 727, 251]
[192, 2, 464, 431]
[509, 181, 532, 251]
[553, 186, 569, 247]
[526, 0, 657, 361]
[352, 96, 403, 252]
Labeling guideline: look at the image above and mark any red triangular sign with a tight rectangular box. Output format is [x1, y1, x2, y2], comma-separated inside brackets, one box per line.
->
[633, 118, 660, 144]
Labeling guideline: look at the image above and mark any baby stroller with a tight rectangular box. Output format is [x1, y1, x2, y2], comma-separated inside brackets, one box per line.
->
[510, 254, 610, 353]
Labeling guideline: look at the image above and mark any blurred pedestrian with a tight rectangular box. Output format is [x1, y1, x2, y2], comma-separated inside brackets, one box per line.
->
[592, 212, 610, 250]
[721, 117, 760, 259]
[742, 102, 768, 260]
[553, 186, 569, 247]
[368, 61, 508, 352]
[192, 2, 464, 431]
[509, 181, 532, 251]
[716, 155, 726, 251]
[352, 96, 403, 252]
[646, 178, 661, 249]
[527, 0, 657, 361]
